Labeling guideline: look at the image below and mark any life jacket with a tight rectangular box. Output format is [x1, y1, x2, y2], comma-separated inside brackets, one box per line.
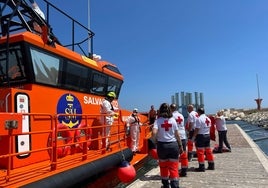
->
[131, 114, 140, 125]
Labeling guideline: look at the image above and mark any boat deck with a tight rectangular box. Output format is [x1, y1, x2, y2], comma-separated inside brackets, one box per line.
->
[0, 147, 115, 187]
[126, 124, 268, 188]
[0, 115, 151, 188]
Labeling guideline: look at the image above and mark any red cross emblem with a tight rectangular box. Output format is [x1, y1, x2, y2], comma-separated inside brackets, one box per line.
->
[176, 116, 183, 124]
[161, 120, 172, 131]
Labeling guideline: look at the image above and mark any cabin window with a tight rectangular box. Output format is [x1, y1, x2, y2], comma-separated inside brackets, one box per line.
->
[0, 44, 27, 84]
[90, 71, 107, 95]
[107, 76, 122, 96]
[63, 61, 88, 91]
[30, 47, 60, 86]
[1, 44, 123, 98]
[104, 64, 121, 74]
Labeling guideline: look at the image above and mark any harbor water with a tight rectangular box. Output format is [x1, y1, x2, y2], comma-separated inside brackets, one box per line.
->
[228, 120, 268, 156]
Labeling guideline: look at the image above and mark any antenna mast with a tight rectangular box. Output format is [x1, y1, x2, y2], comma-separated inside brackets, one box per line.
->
[255, 74, 262, 110]
[256, 74, 260, 99]
[88, 0, 91, 55]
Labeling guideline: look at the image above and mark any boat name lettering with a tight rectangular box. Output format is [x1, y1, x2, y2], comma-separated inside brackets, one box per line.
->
[83, 96, 102, 105]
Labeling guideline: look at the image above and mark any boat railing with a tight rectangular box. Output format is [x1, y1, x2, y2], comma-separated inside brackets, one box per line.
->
[0, 112, 136, 185]
[42, 0, 95, 56]
[0, 0, 95, 57]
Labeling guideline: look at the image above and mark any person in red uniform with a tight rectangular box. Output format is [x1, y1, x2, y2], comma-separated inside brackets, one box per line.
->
[170, 104, 188, 177]
[152, 103, 183, 188]
[186, 104, 198, 161]
[192, 108, 215, 172]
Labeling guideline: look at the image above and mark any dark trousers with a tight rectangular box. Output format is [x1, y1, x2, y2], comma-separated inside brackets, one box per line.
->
[218, 130, 231, 151]
[157, 142, 179, 160]
[181, 139, 187, 151]
[149, 117, 155, 125]
[195, 134, 210, 148]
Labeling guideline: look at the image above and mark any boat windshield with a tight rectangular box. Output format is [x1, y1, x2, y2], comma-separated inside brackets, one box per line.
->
[0, 44, 27, 85]
[30, 46, 60, 86]
[0, 42, 123, 97]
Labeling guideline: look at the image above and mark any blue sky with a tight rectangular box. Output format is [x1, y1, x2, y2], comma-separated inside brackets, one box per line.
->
[38, 0, 267, 114]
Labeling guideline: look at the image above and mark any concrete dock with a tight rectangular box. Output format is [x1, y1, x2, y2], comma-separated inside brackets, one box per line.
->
[126, 124, 268, 188]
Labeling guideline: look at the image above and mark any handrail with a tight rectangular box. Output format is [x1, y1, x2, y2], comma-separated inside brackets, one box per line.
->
[0, 112, 127, 183]
[0, 111, 151, 186]
[42, 0, 95, 55]
[0, 0, 95, 57]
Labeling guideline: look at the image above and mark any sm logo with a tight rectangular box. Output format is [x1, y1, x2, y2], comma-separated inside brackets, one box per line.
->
[57, 93, 82, 128]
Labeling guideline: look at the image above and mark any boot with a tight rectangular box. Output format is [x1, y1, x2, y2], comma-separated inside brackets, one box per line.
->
[170, 180, 179, 188]
[161, 179, 170, 188]
[193, 151, 197, 158]
[179, 168, 187, 177]
[216, 147, 223, 153]
[188, 152, 193, 162]
[195, 163, 205, 172]
[207, 162, 215, 170]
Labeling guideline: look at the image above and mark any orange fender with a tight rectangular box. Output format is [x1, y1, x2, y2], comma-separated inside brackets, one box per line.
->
[57, 123, 73, 158]
[209, 116, 216, 141]
[74, 123, 92, 152]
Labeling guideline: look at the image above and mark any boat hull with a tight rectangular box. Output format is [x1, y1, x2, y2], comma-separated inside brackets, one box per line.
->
[21, 148, 133, 188]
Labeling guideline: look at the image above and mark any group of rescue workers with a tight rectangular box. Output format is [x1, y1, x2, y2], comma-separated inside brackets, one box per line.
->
[150, 103, 231, 188]
[100, 92, 230, 188]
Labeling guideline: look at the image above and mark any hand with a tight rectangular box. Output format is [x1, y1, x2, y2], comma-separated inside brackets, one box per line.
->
[186, 131, 189, 138]
[126, 126, 130, 135]
[113, 112, 118, 118]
